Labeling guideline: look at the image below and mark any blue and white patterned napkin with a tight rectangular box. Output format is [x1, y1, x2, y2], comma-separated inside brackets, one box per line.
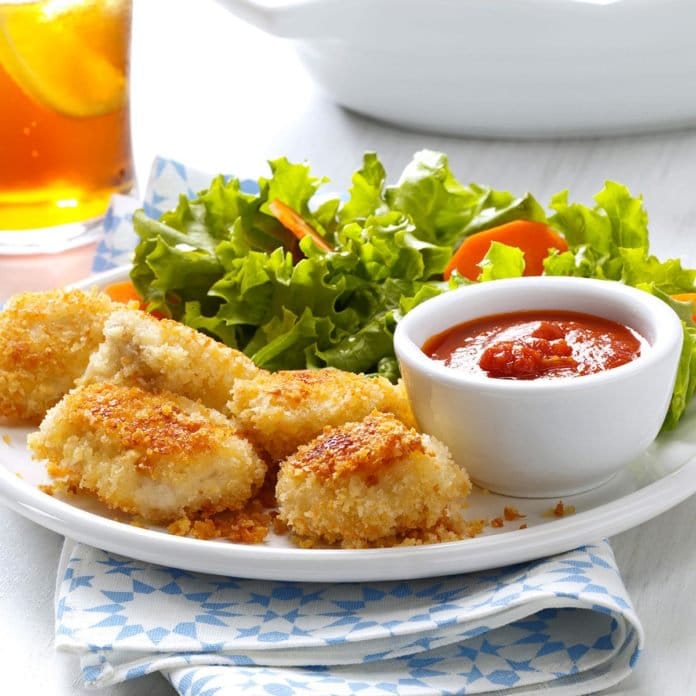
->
[55, 158, 643, 694]
[56, 539, 641, 695]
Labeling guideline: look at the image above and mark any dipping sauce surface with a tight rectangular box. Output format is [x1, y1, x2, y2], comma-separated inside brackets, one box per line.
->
[423, 310, 646, 380]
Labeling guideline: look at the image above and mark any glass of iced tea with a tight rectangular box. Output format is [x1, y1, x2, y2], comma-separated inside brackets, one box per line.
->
[0, 0, 133, 252]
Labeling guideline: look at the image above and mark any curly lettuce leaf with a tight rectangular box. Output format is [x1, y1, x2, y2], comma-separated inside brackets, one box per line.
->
[462, 189, 547, 237]
[130, 152, 696, 429]
[384, 150, 489, 246]
[339, 152, 387, 223]
[131, 209, 224, 318]
[548, 181, 648, 254]
[132, 154, 453, 377]
[478, 241, 525, 282]
[384, 150, 548, 248]
[638, 288, 696, 429]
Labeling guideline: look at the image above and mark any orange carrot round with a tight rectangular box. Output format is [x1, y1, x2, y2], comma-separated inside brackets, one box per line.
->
[444, 220, 568, 281]
[671, 292, 696, 321]
[103, 280, 165, 318]
[103, 279, 143, 305]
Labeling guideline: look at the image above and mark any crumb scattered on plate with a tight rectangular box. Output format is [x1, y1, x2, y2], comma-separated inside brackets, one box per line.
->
[503, 506, 525, 521]
[544, 500, 577, 518]
[168, 501, 274, 545]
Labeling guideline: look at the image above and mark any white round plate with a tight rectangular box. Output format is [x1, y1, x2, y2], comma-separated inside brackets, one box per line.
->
[2, 266, 696, 582]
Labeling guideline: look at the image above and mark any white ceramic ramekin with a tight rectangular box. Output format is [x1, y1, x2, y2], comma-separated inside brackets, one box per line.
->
[394, 277, 684, 498]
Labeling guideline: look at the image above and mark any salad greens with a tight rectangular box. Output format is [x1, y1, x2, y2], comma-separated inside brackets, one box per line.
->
[131, 150, 696, 429]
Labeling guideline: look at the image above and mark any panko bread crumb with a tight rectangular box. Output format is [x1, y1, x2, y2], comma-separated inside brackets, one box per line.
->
[276, 411, 471, 548]
[229, 368, 416, 461]
[167, 501, 275, 544]
[28, 382, 266, 523]
[0, 288, 118, 423]
[79, 308, 259, 414]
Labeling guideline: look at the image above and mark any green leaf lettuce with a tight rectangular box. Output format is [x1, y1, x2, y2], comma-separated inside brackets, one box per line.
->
[131, 154, 696, 429]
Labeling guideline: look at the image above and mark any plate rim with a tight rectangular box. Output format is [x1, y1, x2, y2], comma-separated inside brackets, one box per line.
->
[2, 457, 696, 581]
[2, 265, 696, 581]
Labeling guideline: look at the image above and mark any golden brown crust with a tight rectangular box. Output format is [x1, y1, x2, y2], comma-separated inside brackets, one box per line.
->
[79, 308, 259, 414]
[8, 288, 478, 548]
[167, 501, 275, 545]
[29, 382, 266, 523]
[289, 411, 425, 479]
[61, 383, 221, 472]
[229, 367, 416, 462]
[0, 288, 117, 423]
[276, 412, 472, 548]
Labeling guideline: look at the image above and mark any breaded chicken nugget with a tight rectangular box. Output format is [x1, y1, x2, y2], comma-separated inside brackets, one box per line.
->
[79, 309, 259, 414]
[229, 368, 415, 461]
[28, 382, 266, 523]
[276, 411, 471, 547]
[0, 288, 117, 423]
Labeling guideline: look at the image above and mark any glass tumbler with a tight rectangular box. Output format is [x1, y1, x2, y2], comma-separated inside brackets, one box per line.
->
[0, 0, 134, 253]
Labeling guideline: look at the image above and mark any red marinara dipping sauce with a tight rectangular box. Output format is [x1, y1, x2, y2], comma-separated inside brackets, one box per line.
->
[423, 310, 646, 380]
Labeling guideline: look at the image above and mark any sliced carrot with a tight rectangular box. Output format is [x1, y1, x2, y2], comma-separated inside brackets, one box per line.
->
[103, 279, 143, 305]
[670, 292, 696, 303]
[269, 198, 333, 253]
[444, 220, 568, 281]
[103, 280, 164, 318]
[671, 292, 696, 321]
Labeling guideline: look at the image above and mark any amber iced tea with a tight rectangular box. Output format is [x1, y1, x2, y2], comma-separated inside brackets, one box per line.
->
[0, 0, 133, 233]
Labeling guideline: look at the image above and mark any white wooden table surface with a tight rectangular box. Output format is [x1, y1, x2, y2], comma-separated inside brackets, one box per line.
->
[2, 0, 696, 693]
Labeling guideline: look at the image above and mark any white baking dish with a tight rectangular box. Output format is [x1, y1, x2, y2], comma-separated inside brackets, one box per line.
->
[215, 0, 696, 138]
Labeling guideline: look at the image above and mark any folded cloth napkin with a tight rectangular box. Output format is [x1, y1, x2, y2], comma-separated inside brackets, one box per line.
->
[56, 158, 643, 694]
[56, 538, 641, 695]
